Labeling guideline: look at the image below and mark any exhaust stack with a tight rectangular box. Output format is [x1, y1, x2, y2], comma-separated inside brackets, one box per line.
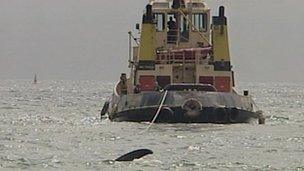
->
[138, 4, 156, 70]
[212, 6, 231, 71]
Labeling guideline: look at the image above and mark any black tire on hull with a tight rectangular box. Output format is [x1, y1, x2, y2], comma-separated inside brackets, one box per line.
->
[109, 107, 258, 124]
[213, 108, 229, 123]
[157, 107, 174, 123]
[227, 107, 239, 123]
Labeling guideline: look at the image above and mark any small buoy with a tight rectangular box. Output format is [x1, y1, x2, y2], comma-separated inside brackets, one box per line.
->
[34, 74, 37, 84]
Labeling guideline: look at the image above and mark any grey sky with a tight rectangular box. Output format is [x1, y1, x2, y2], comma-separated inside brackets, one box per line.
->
[0, 0, 303, 82]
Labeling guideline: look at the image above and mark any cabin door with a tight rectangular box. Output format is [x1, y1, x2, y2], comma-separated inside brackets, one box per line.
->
[173, 65, 196, 83]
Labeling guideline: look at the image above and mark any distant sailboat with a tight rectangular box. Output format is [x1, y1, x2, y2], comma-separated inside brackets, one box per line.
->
[34, 74, 37, 84]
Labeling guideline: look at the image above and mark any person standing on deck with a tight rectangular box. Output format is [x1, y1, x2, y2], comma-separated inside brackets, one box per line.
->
[119, 73, 128, 95]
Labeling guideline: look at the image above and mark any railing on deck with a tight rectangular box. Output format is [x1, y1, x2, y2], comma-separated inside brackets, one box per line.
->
[156, 47, 212, 65]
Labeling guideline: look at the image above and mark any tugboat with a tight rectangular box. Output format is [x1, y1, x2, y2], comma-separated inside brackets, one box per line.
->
[101, 0, 265, 124]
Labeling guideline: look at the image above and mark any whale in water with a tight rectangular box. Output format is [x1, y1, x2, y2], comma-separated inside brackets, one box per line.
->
[115, 149, 153, 162]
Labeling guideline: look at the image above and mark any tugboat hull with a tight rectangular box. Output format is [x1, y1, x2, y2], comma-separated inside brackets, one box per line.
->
[109, 106, 259, 124]
[107, 90, 263, 124]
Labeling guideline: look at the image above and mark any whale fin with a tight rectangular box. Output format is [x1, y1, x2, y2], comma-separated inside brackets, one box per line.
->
[115, 149, 153, 162]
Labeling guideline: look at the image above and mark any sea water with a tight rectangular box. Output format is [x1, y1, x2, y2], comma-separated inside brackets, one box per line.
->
[0, 80, 303, 170]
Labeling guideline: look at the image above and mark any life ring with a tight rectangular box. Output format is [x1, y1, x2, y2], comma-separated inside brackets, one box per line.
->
[182, 98, 202, 111]
[182, 99, 203, 118]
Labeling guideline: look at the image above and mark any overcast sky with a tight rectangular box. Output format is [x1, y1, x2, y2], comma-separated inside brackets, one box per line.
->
[0, 0, 303, 82]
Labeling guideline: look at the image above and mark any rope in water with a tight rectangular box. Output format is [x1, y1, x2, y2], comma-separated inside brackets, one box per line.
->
[143, 90, 168, 132]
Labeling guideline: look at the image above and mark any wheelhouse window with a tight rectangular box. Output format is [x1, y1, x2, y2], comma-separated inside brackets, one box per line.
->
[180, 15, 189, 33]
[180, 15, 190, 42]
[154, 13, 165, 32]
[191, 13, 208, 32]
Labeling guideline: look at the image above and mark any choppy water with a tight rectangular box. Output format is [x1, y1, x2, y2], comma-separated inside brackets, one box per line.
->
[0, 80, 303, 170]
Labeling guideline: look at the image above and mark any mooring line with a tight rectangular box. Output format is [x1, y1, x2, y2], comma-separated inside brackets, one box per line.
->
[141, 90, 168, 133]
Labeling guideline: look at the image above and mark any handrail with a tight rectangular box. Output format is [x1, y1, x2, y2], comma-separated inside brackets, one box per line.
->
[156, 55, 209, 65]
[128, 31, 139, 69]
[128, 31, 139, 46]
